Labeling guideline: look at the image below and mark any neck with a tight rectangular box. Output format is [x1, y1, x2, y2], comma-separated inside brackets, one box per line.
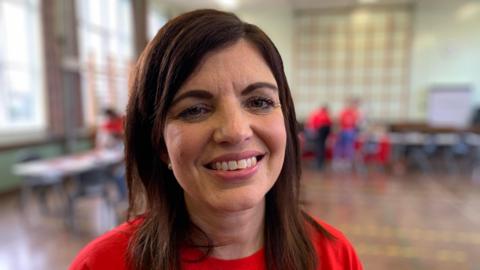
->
[185, 198, 265, 260]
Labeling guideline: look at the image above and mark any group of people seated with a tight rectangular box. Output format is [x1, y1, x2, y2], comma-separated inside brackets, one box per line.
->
[303, 99, 390, 171]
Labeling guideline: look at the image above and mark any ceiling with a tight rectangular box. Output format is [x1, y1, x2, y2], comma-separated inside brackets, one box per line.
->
[157, 0, 419, 11]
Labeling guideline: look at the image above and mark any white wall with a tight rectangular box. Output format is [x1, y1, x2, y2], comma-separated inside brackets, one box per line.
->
[240, 1, 480, 123]
[236, 8, 294, 86]
[410, 0, 480, 120]
[147, 4, 295, 90]
[149, 1, 480, 123]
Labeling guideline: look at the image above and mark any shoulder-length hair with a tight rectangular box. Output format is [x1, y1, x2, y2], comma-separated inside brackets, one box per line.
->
[125, 9, 329, 270]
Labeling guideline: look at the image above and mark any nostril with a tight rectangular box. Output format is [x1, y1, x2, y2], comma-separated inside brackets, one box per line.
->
[213, 126, 252, 145]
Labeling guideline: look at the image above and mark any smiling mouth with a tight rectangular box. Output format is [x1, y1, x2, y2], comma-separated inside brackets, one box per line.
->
[206, 155, 265, 171]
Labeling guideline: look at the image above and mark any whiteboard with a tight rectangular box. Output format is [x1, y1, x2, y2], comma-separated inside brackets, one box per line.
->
[427, 85, 472, 128]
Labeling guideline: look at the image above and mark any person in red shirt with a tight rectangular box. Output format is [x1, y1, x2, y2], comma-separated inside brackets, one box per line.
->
[95, 107, 125, 150]
[95, 107, 127, 200]
[70, 10, 362, 270]
[334, 98, 362, 168]
[70, 216, 361, 270]
[306, 105, 332, 169]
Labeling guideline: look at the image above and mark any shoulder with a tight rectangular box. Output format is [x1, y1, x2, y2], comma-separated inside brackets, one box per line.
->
[69, 219, 141, 270]
[306, 217, 363, 270]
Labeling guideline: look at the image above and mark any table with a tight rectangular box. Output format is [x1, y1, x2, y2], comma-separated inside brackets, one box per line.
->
[13, 148, 124, 178]
[12, 148, 125, 231]
[389, 131, 480, 174]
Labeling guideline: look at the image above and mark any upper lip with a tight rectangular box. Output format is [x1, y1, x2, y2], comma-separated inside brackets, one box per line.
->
[206, 151, 265, 165]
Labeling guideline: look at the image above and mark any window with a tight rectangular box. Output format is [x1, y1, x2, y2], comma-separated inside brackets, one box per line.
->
[0, 0, 45, 135]
[148, 6, 167, 40]
[76, 0, 133, 126]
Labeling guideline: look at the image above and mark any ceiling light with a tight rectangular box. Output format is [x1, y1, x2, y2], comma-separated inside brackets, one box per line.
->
[456, 2, 480, 21]
[351, 9, 371, 26]
[358, 0, 378, 4]
[216, 0, 239, 10]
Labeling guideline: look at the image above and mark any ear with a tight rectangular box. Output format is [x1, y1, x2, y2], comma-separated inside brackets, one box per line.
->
[159, 142, 170, 165]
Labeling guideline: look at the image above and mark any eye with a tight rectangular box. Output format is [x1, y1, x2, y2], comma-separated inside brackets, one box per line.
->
[177, 104, 212, 121]
[245, 96, 278, 113]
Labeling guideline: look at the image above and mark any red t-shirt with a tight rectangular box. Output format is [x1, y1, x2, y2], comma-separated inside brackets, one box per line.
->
[102, 117, 124, 136]
[69, 218, 362, 270]
[306, 108, 331, 130]
[339, 108, 359, 130]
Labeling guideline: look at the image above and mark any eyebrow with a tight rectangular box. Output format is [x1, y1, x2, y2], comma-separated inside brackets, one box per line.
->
[171, 90, 213, 106]
[242, 82, 278, 96]
[171, 82, 278, 106]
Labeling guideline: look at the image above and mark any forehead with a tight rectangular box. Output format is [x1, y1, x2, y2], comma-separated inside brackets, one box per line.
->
[177, 39, 277, 93]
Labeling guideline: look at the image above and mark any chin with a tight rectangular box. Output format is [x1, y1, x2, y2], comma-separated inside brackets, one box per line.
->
[212, 193, 265, 213]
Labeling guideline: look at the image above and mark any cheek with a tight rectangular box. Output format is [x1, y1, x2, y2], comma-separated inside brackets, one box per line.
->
[164, 125, 196, 191]
[164, 123, 207, 164]
[262, 112, 287, 157]
[164, 125, 191, 162]
[258, 113, 287, 192]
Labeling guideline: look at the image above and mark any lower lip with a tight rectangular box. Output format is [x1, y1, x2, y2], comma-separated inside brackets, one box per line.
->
[207, 162, 260, 181]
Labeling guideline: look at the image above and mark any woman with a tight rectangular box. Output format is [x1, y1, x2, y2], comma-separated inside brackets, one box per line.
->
[70, 9, 362, 270]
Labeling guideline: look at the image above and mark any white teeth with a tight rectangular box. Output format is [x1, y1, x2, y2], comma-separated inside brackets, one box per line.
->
[228, 161, 237, 170]
[221, 162, 228, 171]
[211, 156, 259, 171]
[238, 159, 247, 169]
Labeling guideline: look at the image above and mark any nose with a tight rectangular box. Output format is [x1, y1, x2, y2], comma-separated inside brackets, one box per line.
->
[213, 102, 253, 145]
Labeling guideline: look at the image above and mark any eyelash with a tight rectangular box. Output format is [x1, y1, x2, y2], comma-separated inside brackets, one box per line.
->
[176, 96, 278, 121]
[245, 96, 277, 112]
[177, 104, 212, 121]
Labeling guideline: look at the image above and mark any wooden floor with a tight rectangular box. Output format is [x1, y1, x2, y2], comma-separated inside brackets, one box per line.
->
[1, 163, 480, 270]
[302, 165, 480, 270]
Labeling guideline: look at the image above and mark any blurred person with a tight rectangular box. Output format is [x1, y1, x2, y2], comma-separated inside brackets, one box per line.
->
[95, 107, 125, 150]
[358, 123, 391, 171]
[96, 107, 127, 201]
[334, 98, 362, 169]
[306, 104, 332, 169]
[70, 9, 362, 270]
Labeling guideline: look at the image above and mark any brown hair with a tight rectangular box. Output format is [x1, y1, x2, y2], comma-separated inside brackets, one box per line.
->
[125, 9, 331, 270]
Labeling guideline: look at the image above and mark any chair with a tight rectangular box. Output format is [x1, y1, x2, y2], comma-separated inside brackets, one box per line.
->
[66, 166, 117, 233]
[403, 132, 432, 173]
[17, 151, 64, 216]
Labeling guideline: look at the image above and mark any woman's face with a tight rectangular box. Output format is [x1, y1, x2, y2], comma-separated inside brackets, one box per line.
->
[163, 40, 287, 213]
